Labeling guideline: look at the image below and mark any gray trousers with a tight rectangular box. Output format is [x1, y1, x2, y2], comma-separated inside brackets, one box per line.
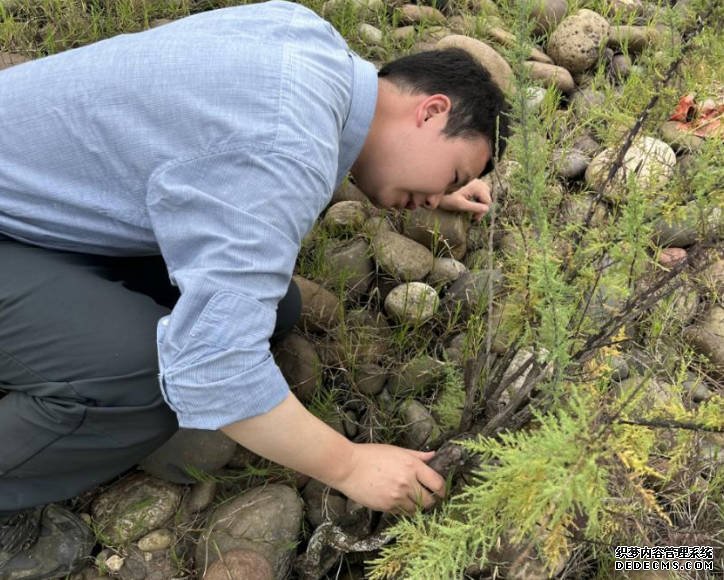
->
[0, 236, 300, 515]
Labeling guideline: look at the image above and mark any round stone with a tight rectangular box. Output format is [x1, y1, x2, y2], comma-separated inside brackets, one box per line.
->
[547, 9, 610, 74]
[384, 282, 439, 324]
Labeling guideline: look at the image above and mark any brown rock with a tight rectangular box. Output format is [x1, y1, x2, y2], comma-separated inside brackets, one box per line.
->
[523, 61, 576, 94]
[273, 332, 321, 403]
[0, 51, 30, 71]
[398, 4, 446, 25]
[402, 207, 469, 259]
[371, 230, 434, 281]
[293, 275, 341, 332]
[487, 27, 553, 64]
[529, 0, 568, 34]
[608, 25, 659, 54]
[323, 238, 374, 298]
[203, 550, 273, 580]
[436, 35, 514, 93]
[684, 305, 724, 374]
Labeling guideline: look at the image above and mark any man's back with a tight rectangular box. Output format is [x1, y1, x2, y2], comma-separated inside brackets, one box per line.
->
[0, 0, 375, 255]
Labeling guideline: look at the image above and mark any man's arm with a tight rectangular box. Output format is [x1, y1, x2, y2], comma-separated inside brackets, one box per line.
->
[222, 392, 445, 513]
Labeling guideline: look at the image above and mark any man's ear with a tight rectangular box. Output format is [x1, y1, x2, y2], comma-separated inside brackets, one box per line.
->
[415, 94, 452, 126]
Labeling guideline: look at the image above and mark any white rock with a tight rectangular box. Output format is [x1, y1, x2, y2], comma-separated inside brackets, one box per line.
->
[384, 282, 440, 324]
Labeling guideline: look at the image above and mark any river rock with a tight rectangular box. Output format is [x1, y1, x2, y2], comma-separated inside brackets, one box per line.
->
[195, 484, 303, 579]
[92, 474, 182, 545]
[403, 207, 469, 259]
[386, 355, 447, 398]
[358, 23, 383, 45]
[322, 0, 384, 18]
[608, 25, 658, 54]
[323, 238, 374, 298]
[137, 529, 174, 552]
[273, 332, 321, 403]
[384, 282, 440, 324]
[354, 362, 389, 395]
[442, 269, 504, 321]
[322, 201, 368, 233]
[0, 51, 29, 71]
[659, 120, 704, 152]
[552, 148, 590, 179]
[294, 275, 341, 332]
[428, 257, 467, 286]
[203, 550, 273, 580]
[699, 257, 724, 295]
[436, 35, 514, 93]
[585, 136, 676, 201]
[139, 428, 236, 483]
[372, 230, 434, 281]
[184, 481, 217, 514]
[609, 53, 631, 81]
[332, 181, 367, 204]
[400, 400, 441, 449]
[523, 61, 576, 94]
[684, 304, 724, 373]
[399, 4, 446, 24]
[571, 87, 606, 118]
[548, 9, 609, 74]
[487, 26, 553, 64]
[302, 479, 347, 527]
[653, 203, 722, 247]
[529, 0, 568, 34]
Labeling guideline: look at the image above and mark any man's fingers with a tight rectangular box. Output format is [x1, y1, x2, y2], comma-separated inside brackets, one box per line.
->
[417, 464, 447, 498]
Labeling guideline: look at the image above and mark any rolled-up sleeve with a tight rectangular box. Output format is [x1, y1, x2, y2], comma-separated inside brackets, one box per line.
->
[147, 146, 332, 429]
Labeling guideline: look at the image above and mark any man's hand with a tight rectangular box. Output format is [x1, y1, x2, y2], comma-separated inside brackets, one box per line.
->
[331, 444, 446, 514]
[438, 178, 492, 221]
[222, 393, 445, 515]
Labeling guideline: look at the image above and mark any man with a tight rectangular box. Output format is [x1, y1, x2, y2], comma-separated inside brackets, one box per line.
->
[0, 1, 508, 576]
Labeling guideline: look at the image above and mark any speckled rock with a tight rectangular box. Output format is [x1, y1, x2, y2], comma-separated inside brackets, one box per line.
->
[436, 35, 514, 93]
[523, 61, 576, 94]
[273, 332, 321, 403]
[403, 207, 469, 259]
[92, 474, 182, 545]
[372, 230, 434, 281]
[384, 282, 440, 324]
[294, 275, 342, 332]
[140, 428, 236, 483]
[202, 550, 273, 580]
[195, 484, 303, 579]
[548, 10, 609, 74]
[585, 136, 676, 201]
[323, 238, 374, 298]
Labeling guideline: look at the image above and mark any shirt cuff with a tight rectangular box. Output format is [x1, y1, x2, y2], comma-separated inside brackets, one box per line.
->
[159, 351, 290, 430]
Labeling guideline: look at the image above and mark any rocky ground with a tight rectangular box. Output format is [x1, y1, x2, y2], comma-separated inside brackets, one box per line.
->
[1, 0, 722, 578]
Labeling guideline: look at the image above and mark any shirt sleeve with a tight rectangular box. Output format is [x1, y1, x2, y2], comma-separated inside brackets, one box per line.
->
[146, 145, 332, 429]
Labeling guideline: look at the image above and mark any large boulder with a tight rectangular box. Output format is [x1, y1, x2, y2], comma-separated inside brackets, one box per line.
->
[547, 9, 609, 74]
[92, 474, 182, 545]
[140, 428, 236, 483]
[195, 484, 303, 579]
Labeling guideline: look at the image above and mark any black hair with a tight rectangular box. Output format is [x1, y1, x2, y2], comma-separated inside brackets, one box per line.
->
[378, 48, 509, 175]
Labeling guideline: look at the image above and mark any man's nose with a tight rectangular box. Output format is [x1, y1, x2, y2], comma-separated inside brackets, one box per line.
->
[423, 193, 443, 210]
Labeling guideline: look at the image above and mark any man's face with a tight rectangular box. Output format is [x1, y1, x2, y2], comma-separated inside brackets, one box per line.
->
[351, 90, 492, 211]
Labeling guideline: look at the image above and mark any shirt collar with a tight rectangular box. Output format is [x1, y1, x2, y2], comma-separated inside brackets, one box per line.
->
[336, 54, 378, 189]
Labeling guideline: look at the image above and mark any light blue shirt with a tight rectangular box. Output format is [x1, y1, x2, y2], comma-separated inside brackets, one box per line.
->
[0, 1, 378, 429]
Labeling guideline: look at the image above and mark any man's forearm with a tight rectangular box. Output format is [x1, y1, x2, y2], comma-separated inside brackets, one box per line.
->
[221, 392, 355, 486]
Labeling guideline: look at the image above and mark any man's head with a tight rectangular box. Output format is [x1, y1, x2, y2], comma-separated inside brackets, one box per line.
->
[351, 48, 509, 211]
